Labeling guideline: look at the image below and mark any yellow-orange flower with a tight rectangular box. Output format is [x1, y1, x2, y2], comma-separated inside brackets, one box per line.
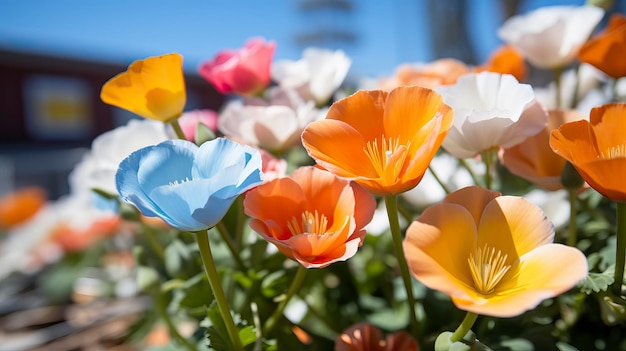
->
[578, 14, 626, 78]
[550, 103, 626, 202]
[0, 187, 47, 229]
[403, 186, 587, 317]
[475, 45, 527, 82]
[101, 53, 186, 122]
[301, 86, 453, 196]
[501, 109, 584, 191]
[378, 58, 470, 91]
[243, 166, 376, 268]
[335, 323, 418, 351]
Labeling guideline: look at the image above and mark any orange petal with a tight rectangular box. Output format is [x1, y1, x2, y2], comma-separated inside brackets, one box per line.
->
[302, 119, 377, 178]
[577, 158, 626, 203]
[326, 90, 387, 142]
[404, 203, 478, 298]
[549, 119, 598, 165]
[589, 103, 626, 156]
[476, 196, 555, 261]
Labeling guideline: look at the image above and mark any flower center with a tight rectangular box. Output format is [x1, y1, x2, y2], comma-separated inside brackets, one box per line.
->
[168, 176, 192, 186]
[363, 135, 410, 176]
[287, 210, 329, 236]
[600, 144, 626, 160]
[468, 244, 511, 295]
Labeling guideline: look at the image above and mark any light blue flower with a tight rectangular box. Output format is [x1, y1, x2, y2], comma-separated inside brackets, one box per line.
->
[116, 138, 263, 231]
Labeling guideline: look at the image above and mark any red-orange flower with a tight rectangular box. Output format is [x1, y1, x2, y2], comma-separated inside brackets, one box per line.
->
[550, 103, 626, 202]
[243, 166, 376, 268]
[101, 53, 186, 122]
[475, 45, 527, 82]
[403, 186, 587, 317]
[578, 14, 626, 78]
[0, 187, 47, 229]
[335, 323, 418, 351]
[501, 109, 584, 191]
[301, 86, 453, 196]
[50, 215, 121, 252]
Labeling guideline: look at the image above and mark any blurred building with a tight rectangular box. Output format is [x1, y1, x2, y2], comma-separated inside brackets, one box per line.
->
[0, 49, 224, 199]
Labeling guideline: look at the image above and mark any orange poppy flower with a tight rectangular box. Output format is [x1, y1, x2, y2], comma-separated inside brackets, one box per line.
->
[501, 109, 584, 191]
[550, 103, 626, 202]
[101, 53, 186, 122]
[403, 186, 587, 317]
[243, 166, 376, 268]
[475, 45, 527, 82]
[0, 187, 47, 229]
[50, 215, 121, 252]
[335, 323, 418, 351]
[578, 14, 626, 78]
[378, 58, 470, 91]
[301, 86, 453, 196]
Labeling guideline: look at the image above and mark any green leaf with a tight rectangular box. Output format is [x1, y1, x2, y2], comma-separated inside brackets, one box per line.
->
[580, 265, 615, 294]
[137, 266, 160, 291]
[165, 238, 192, 277]
[238, 325, 257, 348]
[195, 122, 216, 146]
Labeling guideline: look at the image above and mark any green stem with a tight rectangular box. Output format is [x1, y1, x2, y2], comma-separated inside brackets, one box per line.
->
[263, 265, 308, 336]
[450, 312, 478, 342]
[571, 64, 581, 109]
[169, 118, 187, 140]
[428, 165, 451, 194]
[195, 230, 243, 351]
[554, 67, 563, 109]
[156, 291, 198, 351]
[567, 190, 578, 247]
[215, 222, 247, 271]
[385, 195, 419, 336]
[481, 150, 496, 191]
[234, 195, 246, 250]
[611, 203, 626, 297]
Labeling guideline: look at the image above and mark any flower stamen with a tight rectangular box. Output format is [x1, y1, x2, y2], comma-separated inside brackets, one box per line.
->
[363, 135, 409, 177]
[287, 210, 329, 236]
[169, 176, 192, 186]
[468, 244, 511, 295]
[599, 144, 626, 160]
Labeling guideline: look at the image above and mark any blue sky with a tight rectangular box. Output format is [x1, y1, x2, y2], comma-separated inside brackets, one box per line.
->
[0, 0, 593, 81]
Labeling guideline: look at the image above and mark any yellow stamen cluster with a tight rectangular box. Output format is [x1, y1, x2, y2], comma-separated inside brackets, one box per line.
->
[363, 135, 409, 177]
[600, 144, 626, 160]
[287, 210, 329, 236]
[468, 244, 511, 295]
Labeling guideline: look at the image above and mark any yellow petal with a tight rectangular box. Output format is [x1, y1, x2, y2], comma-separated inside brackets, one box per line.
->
[477, 196, 555, 261]
[443, 186, 501, 225]
[404, 203, 478, 298]
[454, 244, 588, 318]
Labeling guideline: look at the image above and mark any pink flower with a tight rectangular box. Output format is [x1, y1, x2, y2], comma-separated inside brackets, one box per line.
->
[199, 37, 275, 96]
[177, 109, 218, 141]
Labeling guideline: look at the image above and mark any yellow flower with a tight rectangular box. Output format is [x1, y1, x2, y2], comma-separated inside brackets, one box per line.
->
[403, 186, 587, 317]
[101, 53, 186, 122]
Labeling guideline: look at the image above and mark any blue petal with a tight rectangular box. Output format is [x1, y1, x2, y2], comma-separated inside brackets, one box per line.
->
[116, 144, 165, 218]
[193, 138, 247, 179]
[137, 140, 196, 192]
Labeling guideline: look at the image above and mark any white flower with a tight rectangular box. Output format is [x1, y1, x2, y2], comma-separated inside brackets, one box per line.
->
[436, 72, 548, 159]
[218, 87, 322, 153]
[69, 119, 171, 195]
[271, 48, 351, 105]
[498, 5, 605, 69]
